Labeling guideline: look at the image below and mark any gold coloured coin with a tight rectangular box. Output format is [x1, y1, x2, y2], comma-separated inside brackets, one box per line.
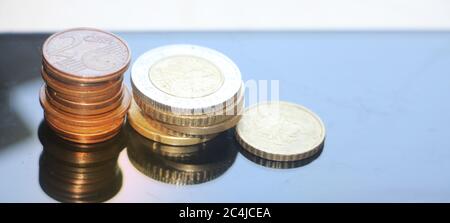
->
[235, 101, 326, 162]
[127, 100, 217, 146]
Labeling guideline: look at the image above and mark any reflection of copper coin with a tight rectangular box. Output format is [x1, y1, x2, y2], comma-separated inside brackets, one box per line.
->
[45, 86, 124, 115]
[38, 121, 125, 203]
[42, 66, 123, 98]
[42, 27, 131, 83]
[38, 121, 126, 166]
[45, 117, 124, 144]
[126, 123, 209, 159]
[39, 84, 131, 127]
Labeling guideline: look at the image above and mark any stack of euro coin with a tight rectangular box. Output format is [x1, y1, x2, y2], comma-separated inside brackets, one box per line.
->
[39, 28, 131, 144]
[129, 44, 243, 146]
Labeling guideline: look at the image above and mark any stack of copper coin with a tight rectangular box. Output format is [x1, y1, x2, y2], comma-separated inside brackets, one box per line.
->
[129, 44, 243, 146]
[39, 28, 131, 144]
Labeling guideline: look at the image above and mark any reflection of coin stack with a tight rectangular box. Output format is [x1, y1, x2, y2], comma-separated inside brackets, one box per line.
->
[39, 28, 131, 144]
[126, 124, 238, 185]
[129, 45, 243, 145]
[38, 122, 125, 203]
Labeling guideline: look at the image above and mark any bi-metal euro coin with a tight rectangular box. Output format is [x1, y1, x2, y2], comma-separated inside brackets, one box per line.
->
[131, 44, 243, 115]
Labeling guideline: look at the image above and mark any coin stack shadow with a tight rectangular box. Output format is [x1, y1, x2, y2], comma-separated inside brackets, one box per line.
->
[39, 28, 131, 144]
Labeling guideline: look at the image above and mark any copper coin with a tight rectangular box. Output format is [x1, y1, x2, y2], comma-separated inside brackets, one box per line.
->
[45, 85, 125, 116]
[46, 84, 124, 111]
[44, 113, 124, 134]
[42, 67, 123, 98]
[42, 63, 124, 87]
[42, 54, 127, 85]
[42, 27, 131, 84]
[45, 118, 124, 144]
[42, 65, 124, 91]
[39, 85, 131, 127]
[46, 86, 121, 104]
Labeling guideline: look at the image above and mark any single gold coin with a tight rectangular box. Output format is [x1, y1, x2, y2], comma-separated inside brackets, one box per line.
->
[235, 101, 326, 162]
[127, 100, 217, 146]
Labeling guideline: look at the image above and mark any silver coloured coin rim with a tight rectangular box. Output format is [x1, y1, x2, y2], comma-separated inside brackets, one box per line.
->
[131, 44, 242, 111]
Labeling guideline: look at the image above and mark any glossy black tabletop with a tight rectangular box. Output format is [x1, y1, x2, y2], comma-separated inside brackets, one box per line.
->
[0, 32, 449, 202]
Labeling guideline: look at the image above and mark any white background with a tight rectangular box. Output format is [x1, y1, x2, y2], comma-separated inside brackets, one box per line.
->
[0, 0, 450, 32]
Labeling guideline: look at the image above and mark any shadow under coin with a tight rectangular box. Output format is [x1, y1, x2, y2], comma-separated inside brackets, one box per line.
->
[126, 124, 238, 186]
[238, 143, 324, 169]
[37, 121, 126, 203]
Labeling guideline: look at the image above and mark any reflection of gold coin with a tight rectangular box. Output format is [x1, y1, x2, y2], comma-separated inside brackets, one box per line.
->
[235, 101, 326, 162]
[127, 129, 238, 185]
[127, 100, 217, 146]
[127, 124, 207, 159]
[239, 144, 323, 169]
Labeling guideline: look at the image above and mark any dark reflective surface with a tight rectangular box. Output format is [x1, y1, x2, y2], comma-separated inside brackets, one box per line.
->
[1, 32, 450, 202]
[239, 145, 323, 169]
[127, 125, 238, 185]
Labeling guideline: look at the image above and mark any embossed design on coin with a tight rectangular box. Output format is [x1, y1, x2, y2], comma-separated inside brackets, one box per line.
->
[131, 44, 242, 113]
[43, 28, 130, 77]
[236, 101, 325, 161]
[149, 56, 224, 98]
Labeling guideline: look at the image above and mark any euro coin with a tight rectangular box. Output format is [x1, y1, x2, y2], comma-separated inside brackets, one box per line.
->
[131, 44, 242, 115]
[42, 27, 131, 83]
[127, 100, 217, 146]
[235, 101, 326, 162]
